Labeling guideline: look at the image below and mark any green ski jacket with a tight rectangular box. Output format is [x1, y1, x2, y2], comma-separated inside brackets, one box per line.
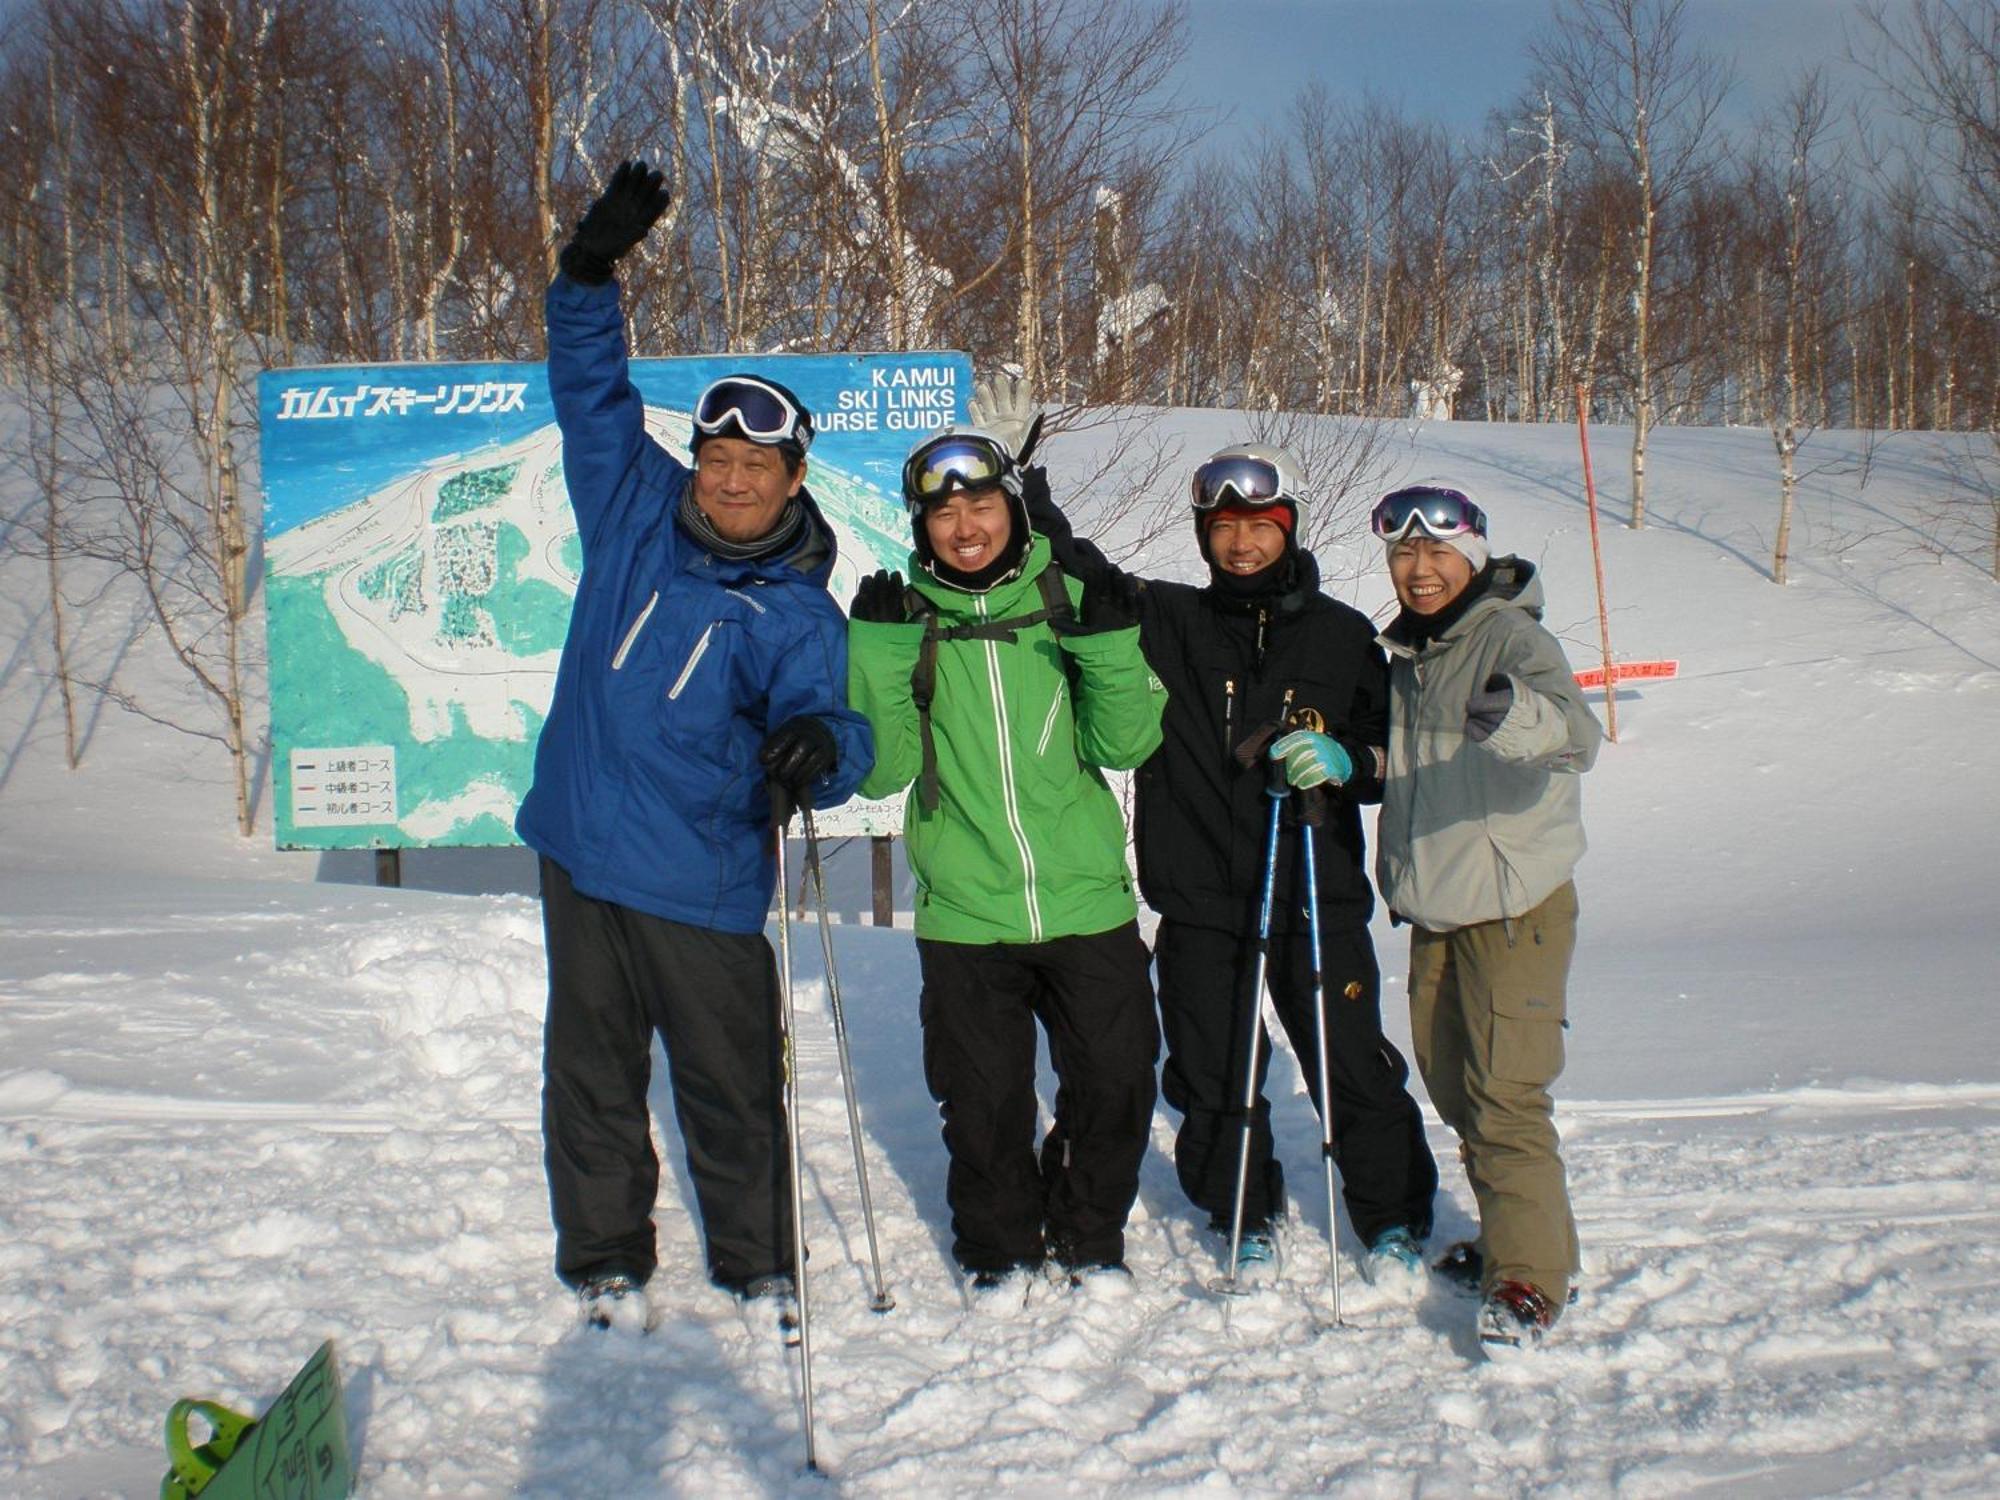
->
[849, 535, 1167, 945]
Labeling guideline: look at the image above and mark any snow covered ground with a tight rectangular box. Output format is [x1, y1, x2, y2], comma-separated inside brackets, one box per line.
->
[3, 413, 1998, 1496]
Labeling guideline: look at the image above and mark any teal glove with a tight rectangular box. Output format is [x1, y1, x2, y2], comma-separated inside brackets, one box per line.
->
[1269, 729, 1354, 790]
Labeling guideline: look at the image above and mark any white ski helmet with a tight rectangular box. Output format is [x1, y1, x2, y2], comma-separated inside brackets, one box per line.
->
[1191, 443, 1308, 548]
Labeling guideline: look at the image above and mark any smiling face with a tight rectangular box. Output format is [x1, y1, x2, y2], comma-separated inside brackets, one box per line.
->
[692, 436, 804, 543]
[922, 485, 1014, 573]
[1388, 536, 1476, 614]
[1204, 512, 1289, 575]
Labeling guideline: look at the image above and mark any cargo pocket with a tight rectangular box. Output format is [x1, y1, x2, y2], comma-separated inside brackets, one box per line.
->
[1488, 985, 1566, 1087]
[1486, 884, 1577, 1087]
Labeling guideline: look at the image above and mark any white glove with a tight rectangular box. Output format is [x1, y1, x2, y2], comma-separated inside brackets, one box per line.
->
[969, 371, 1038, 460]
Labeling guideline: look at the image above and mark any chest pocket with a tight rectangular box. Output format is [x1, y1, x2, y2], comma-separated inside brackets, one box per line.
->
[661, 616, 758, 757]
[610, 587, 767, 761]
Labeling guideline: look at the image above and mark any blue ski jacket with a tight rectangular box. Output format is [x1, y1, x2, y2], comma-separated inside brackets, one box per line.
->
[516, 276, 873, 933]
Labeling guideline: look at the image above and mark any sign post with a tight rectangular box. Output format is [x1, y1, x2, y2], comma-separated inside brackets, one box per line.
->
[1574, 381, 1619, 742]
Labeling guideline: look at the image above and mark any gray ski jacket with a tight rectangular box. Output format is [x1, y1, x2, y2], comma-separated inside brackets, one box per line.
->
[1375, 558, 1602, 932]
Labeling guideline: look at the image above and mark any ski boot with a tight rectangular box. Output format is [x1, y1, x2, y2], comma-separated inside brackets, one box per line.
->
[738, 1272, 800, 1345]
[1362, 1225, 1426, 1291]
[579, 1270, 651, 1335]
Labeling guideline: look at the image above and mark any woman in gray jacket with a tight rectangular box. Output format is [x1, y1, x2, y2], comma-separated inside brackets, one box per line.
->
[1370, 484, 1602, 1357]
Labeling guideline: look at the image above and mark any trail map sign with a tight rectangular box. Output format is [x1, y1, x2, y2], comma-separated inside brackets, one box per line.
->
[261, 352, 971, 850]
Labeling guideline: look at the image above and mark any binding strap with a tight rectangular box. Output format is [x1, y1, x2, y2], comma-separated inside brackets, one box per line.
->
[908, 565, 1074, 813]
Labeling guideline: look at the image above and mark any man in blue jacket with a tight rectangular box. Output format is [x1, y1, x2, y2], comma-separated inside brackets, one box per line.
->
[515, 161, 873, 1332]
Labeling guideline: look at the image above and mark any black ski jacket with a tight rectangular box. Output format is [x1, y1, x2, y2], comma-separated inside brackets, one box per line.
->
[1027, 475, 1387, 935]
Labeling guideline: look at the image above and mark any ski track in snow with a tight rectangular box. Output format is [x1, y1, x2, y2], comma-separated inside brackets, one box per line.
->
[2, 904, 1997, 1498]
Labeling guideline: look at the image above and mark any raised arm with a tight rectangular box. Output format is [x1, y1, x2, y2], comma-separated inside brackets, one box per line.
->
[1053, 572, 1166, 770]
[845, 571, 928, 800]
[970, 373, 1126, 593]
[543, 160, 674, 554]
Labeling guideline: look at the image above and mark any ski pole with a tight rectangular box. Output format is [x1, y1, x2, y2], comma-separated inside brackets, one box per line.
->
[769, 782, 819, 1473]
[1214, 771, 1289, 1296]
[1296, 790, 1343, 1327]
[800, 803, 895, 1314]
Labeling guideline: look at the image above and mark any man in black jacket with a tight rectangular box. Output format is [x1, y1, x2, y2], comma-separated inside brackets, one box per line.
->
[988, 388, 1437, 1285]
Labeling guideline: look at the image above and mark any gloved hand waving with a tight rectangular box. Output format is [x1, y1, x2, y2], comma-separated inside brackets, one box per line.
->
[1074, 570, 1141, 634]
[559, 160, 672, 286]
[969, 371, 1042, 464]
[849, 570, 910, 625]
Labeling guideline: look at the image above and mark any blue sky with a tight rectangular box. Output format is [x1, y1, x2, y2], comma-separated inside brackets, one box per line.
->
[1177, 0, 1873, 148]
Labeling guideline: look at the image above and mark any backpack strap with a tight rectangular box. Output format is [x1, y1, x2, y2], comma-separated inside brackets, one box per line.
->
[906, 563, 1074, 813]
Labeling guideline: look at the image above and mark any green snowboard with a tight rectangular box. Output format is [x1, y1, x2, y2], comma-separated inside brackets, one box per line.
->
[161, 1339, 352, 1500]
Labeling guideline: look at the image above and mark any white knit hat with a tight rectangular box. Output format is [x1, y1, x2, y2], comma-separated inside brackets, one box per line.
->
[1443, 532, 1490, 571]
[1384, 530, 1489, 572]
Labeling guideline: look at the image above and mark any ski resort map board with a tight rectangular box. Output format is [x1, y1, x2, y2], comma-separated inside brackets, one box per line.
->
[260, 352, 972, 850]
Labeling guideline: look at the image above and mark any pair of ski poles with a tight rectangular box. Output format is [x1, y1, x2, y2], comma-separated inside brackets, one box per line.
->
[769, 781, 895, 1475]
[1213, 741, 1345, 1327]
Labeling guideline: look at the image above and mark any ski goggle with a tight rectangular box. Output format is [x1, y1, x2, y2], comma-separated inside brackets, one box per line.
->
[693, 376, 813, 452]
[901, 432, 1014, 512]
[1371, 485, 1487, 542]
[1191, 454, 1293, 513]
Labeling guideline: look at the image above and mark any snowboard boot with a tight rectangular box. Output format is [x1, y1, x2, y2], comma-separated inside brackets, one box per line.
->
[1477, 1279, 1558, 1358]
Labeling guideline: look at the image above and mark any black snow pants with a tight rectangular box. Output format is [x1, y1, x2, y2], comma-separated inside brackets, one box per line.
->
[539, 857, 791, 1293]
[1155, 915, 1437, 1245]
[916, 921, 1160, 1273]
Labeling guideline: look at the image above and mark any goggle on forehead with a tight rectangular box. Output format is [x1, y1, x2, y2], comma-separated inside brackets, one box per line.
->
[1371, 485, 1487, 542]
[901, 433, 1014, 514]
[1191, 455, 1292, 513]
[693, 376, 814, 452]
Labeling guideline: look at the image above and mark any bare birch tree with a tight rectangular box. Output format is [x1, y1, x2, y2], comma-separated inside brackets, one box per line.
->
[1533, 0, 1729, 527]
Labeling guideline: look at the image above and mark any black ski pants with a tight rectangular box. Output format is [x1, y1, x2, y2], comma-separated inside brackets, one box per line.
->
[917, 922, 1160, 1273]
[1155, 915, 1438, 1245]
[539, 857, 790, 1293]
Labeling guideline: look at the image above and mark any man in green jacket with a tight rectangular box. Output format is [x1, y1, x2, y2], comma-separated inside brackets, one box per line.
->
[847, 423, 1167, 1292]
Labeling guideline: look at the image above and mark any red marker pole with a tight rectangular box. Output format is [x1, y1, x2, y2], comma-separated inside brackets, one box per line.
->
[1574, 382, 1618, 743]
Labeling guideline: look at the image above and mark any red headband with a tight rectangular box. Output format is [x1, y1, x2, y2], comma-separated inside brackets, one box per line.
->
[1203, 502, 1294, 535]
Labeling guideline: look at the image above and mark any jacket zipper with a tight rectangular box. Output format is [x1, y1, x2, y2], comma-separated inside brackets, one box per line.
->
[667, 623, 716, 700]
[610, 592, 659, 670]
[1222, 677, 1236, 762]
[976, 593, 1044, 941]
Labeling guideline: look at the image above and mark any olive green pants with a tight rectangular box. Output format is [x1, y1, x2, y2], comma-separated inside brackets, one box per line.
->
[1407, 881, 1579, 1309]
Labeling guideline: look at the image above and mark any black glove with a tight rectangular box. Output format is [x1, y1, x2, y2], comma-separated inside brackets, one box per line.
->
[558, 160, 672, 286]
[759, 715, 838, 794]
[849, 570, 909, 625]
[1465, 673, 1514, 743]
[1078, 570, 1141, 633]
[1050, 569, 1139, 637]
